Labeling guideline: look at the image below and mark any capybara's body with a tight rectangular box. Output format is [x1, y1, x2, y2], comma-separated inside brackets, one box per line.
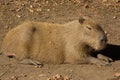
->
[1, 17, 108, 65]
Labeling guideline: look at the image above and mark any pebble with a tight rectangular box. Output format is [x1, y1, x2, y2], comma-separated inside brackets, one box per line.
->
[47, 9, 50, 12]
[16, 14, 21, 18]
[115, 0, 120, 2]
[114, 73, 120, 77]
[36, 8, 42, 12]
[11, 76, 18, 80]
[102, 0, 108, 3]
[39, 74, 46, 77]
[29, 9, 34, 13]
[113, 16, 117, 19]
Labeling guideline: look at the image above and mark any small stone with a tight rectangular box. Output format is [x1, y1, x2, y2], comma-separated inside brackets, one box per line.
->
[102, 0, 108, 3]
[36, 8, 42, 12]
[29, 9, 34, 13]
[16, 14, 21, 18]
[35, 65, 43, 68]
[115, 0, 120, 2]
[114, 73, 120, 77]
[39, 74, 46, 77]
[48, 41, 52, 44]
[84, 3, 89, 8]
[47, 78, 52, 80]
[54, 2, 58, 6]
[64, 76, 70, 80]
[20, 74, 27, 77]
[34, 0, 39, 3]
[53, 74, 64, 80]
[16, 8, 21, 12]
[46, 1, 49, 4]
[30, 5, 33, 8]
[113, 16, 117, 19]
[11, 76, 18, 80]
[47, 9, 50, 12]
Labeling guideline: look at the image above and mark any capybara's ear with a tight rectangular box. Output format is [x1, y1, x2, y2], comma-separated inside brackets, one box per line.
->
[79, 16, 85, 24]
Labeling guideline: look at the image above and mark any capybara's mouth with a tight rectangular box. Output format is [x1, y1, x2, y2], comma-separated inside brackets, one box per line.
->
[95, 46, 106, 51]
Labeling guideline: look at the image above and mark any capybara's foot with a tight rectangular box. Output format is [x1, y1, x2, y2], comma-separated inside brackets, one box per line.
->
[87, 56, 110, 67]
[20, 59, 43, 67]
[97, 54, 113, 62]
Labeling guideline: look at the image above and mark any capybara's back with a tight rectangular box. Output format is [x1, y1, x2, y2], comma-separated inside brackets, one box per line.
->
[1, 21, 66, 64]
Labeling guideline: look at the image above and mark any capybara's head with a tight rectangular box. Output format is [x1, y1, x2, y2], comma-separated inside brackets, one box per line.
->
[78, 17, 107, 51]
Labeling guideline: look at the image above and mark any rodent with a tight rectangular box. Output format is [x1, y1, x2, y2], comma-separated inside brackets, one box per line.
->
[1, 16, 110, 66]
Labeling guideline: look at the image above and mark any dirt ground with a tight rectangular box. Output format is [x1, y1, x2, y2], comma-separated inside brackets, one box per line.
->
[0, 0, 120, 80]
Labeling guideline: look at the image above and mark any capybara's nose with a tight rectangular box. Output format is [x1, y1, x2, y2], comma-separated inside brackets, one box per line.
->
[100, 38, 107, 44]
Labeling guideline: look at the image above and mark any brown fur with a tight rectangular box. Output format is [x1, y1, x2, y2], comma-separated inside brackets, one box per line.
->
[1, 17, 107, 64]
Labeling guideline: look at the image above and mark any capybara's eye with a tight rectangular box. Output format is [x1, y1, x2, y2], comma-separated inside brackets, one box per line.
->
[86, 25, 92, 30]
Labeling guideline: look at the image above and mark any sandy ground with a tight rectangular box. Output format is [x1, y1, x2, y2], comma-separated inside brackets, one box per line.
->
[0, 0, 120, 80]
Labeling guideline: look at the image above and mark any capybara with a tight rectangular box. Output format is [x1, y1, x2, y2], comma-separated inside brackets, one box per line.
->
[1, 16, 112, 66]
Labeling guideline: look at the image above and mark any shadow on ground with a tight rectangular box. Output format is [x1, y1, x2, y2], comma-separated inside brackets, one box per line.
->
[99, 44, 120, 60]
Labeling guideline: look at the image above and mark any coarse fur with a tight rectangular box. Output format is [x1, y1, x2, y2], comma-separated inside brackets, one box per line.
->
[1, 17, 108, 65]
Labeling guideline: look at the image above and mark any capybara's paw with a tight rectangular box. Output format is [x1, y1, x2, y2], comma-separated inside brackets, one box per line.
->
[95, 59, 110, 67]
[87, 56, 110, 67]
[97, 54, 113, 62]
[20, 59, 43, 68]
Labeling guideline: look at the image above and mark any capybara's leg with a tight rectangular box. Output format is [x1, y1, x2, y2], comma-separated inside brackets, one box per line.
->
[19, 59, 43, 67]
[87, 56, 110, 67]
[97, 54, 113, 62]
